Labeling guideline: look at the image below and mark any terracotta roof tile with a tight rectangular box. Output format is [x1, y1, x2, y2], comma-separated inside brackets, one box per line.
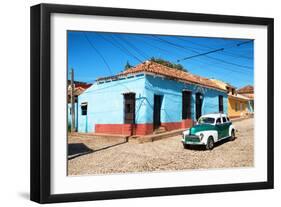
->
[237, 85, 254, 94]
[98, 61, 225, 91]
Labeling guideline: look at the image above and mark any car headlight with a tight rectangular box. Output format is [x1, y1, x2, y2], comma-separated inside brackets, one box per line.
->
[199, 133, 204, 140]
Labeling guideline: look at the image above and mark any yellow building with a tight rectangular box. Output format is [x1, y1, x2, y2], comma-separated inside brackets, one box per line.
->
[211, 79, 250, 119]
[228, 93, 249, 118]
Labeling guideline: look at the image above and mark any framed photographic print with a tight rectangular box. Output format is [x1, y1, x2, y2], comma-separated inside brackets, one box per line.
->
[30, 3, 274, 203]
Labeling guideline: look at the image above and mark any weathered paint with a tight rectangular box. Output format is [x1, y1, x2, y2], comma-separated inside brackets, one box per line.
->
[228, 96, 249, 118]
[72, 73, 228, 135]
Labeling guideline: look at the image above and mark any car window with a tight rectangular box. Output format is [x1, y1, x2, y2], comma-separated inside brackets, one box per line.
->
[226, 117, 230, 122]
[222, 117, 227, 123]
[216, 118, 221, 124]
[198, 117, 215, 124]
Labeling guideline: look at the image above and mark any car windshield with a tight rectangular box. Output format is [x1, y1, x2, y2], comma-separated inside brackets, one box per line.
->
[198, 117, 215, 124]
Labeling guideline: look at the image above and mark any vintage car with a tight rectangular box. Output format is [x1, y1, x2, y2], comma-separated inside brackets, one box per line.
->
[182, 113, 236, 150]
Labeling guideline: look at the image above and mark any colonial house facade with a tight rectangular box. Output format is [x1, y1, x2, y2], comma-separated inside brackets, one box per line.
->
[237, 85, 254, 113]
[71, 61, 228, 135]
[67, 81, 92, 130]
[211, 79, 253, 119]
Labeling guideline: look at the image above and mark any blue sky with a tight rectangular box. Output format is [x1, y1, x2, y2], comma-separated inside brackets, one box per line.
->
[67, 31, 253, 88]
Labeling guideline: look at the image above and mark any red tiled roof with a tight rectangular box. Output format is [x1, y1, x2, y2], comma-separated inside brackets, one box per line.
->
[97, 61, 225, 91]
[67, 82, 92, 97]
[75, 83, 92, 90]
[237, 85, 254, 94]
[67, 80, 92, 90]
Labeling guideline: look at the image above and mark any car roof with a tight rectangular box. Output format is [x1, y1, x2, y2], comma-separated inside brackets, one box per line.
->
[200, 113, 227, 119]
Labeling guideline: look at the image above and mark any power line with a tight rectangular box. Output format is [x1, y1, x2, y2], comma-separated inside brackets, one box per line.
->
[144, 35, 252, 75]
[83, 32, 114, 75]
[174, 36, 253, 60]
[152, 35, 196, 54]
[116, 35, 150, 60]
[110, 34, 146, 63]
[201, 55, 253, 70]
[237, 40, 253, 46]
[133, 35, 249, 75]
[152, 36, 253, 70]
[95, 33, 143, 63]
[133, 35, 185, 57]
[83, 32, 131, 91]
[83, 32, 252, 84]
[147, 36, 253, 75]
[177, 48, 225, 61]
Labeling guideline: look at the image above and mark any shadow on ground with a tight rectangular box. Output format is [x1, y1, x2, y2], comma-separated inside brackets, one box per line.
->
[68, 141, 128, 160]
[68, 143, 93, 160]
[185, 137, 235, 151]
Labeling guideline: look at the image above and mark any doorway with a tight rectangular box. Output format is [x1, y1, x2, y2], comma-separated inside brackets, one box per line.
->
[123, 93, 135, 124]
[153, 95, 162, 130]
[219, 95, 224, 113]
[182, 91, 192, 119]
[195, 92, 203, 120]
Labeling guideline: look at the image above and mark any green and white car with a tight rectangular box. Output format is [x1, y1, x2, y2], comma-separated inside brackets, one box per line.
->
[182, 113, 236, 150]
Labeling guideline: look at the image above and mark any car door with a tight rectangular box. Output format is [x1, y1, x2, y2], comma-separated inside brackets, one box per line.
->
[215, 117, 224, 139]
[221, 116, 231, 137]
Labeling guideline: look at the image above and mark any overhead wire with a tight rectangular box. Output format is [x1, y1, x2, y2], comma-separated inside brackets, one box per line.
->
[95, 33, 143, 63]
[82, 32, 253, 87]
[174, 36, 253, 60]
[116, 35, 151, 60]
[152, 35, 253, 70]
[82, 32, 131, 92]
[148, 35, 253, 74]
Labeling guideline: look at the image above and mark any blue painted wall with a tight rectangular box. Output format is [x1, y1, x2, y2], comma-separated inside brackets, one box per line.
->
[72, 73, 228, 133]
[77, 74, 146, 132]
[144, 75, 228, 124]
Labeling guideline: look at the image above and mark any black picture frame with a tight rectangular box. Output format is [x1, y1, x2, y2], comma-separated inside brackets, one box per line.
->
[30, 3, 274, 204]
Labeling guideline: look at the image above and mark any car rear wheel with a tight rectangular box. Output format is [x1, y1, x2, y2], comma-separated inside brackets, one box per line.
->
[206, 137, 214, 150]
[230, 129, 235, 141]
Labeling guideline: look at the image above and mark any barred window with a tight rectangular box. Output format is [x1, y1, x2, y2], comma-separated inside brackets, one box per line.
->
[81, 102, 88, 116]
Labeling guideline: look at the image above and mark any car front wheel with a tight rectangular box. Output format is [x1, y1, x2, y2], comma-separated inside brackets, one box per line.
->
[206, 137, 214, 150]
[183, 143, 190, 149]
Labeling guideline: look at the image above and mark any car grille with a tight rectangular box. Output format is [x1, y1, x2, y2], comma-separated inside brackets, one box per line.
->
[185, 135, 200, 143]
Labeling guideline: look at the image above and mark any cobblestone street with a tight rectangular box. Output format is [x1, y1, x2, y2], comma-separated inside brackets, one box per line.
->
[68, 118, 254, 176]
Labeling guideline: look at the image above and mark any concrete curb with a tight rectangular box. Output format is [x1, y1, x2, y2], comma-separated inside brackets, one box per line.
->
[135, 129, 185, 143]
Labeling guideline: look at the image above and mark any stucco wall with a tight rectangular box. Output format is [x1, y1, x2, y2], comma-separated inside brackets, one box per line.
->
[73, 73, 228, 133]
[77, 74, 146, 133]
[228, 97, 249, 118]
[144, 74, 228, 124]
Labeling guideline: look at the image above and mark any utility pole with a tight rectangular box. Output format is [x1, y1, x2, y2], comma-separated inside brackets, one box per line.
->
[70, 68, 76, 132]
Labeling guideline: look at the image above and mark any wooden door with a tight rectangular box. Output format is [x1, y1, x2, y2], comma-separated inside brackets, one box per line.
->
[153, 95, 162, 129]
[219, 95, 224, 113]
[182, 91, 192, 119]
[124, 93, 135, 124]
[196, 93, 203, 120]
